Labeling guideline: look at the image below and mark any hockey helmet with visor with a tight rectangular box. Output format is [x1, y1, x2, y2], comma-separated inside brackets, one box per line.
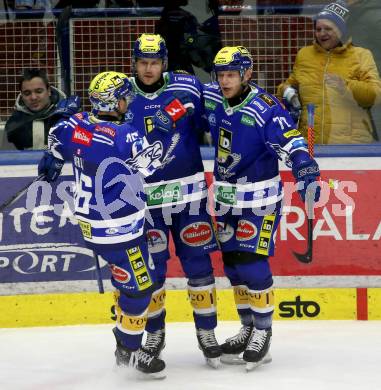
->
[88, 71, 134, 112]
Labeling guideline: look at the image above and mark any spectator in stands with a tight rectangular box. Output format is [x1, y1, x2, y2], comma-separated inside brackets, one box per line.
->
[346, 0, 381, 139]
[155, 0, 222, 74]
[5, 68, 67, 150]
[277, 1, 381, 144]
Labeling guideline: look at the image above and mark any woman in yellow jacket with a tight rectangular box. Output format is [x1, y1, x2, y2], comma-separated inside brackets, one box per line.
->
[277, 2, 381, 144]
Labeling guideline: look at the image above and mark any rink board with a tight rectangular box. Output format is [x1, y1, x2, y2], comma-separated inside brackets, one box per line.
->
[1, 157, 381, 288]
[0, 150, 380, 326]
[0, 287, 375, 328]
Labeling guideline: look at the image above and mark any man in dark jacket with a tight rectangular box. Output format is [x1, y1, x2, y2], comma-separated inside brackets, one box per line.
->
[4, 68, 67, 150]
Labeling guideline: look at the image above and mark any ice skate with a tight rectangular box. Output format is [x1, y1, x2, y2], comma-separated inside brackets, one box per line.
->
[196, 328, 222, 369]
[220, 325, 253, 365]
[113, 328, 166, 379]
[243, 327, 272, 372]
[144, 329, 166, 357]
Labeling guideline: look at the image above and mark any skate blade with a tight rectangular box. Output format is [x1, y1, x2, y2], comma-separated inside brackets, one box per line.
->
[114, 363, 166, 380]
[221, 353, 245, 365]
[137, 369, 167, 380]
[245, 353, 272, 372]
[205, 356, 221, 369]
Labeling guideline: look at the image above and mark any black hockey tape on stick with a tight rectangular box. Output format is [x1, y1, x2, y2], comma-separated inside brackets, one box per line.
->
[0, 174, 45, 213]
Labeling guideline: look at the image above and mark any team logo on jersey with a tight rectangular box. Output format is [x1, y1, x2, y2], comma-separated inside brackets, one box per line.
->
[126, 141, 164, 171]
[127, 246, 153, 290]
[258, 94, 277, 108]
[218, 128, 232, 162]
[145, 182, 183, 206]
[283, 129, 301, 138]
[256, 213, 277, 256]
[215, 185, 237, 205]
[147, 229, 167, 253]
[236, 220, 258, 241]
[125, 110, 134, 122]
[217, 153, 241, 181]
[205, 99, 217, 111]
[240, 114, 255, 127]
[144, 116, 155, 133]
[110, 264, 131, 284]
[74, 113, 84, 120]
[95, 125, 115, 137]
[216, 222, 234, 243]
[253, 100, 266, 112]
[78, 220, 92, 239]
[180, 222, 213, 247]
[72, 126, 93, 146]
[208, 113, 216, 125]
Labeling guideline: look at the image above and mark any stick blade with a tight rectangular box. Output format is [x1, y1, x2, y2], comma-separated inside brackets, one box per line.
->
[293, 250, 313, 264]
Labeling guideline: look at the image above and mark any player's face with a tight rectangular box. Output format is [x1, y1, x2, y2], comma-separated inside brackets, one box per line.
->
[315, 19, 341, 50]
[217, 69, 251, 99]
[135, 58, 165, 85]
[21, 77, 51, 112]
[117, 96, 128, 114]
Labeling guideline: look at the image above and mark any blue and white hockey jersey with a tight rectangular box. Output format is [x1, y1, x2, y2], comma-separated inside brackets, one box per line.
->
[48, 112, 174, 250]
[128, 72, 207, 209]
[203, 82, 309, 209]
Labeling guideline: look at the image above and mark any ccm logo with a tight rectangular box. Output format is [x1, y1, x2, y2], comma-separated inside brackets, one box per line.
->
[278, 296, 320, 318]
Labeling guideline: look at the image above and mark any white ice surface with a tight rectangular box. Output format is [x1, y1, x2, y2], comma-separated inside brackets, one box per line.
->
[1, 321, 381, 390]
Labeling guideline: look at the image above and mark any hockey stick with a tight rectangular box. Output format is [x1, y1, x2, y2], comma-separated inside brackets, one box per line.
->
[0, 174, 45, 213]
[293, 103, 315, 264]
[94, 253, 104, 294]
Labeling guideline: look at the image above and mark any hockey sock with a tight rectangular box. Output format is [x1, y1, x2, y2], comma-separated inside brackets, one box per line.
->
[145, 285, 167, 333]
[248, 286, 274, 330]
[114, 290, 151, 350]
[188, 276, 217, 330]
[233, 285, 253, 326]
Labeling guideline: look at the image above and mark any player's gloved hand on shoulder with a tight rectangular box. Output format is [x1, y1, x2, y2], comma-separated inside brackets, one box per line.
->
[38, 151, 64, 183]
[153, 91, 195, 132]
[291, 151, 321, 203]
[283, 86, 301, 124]
[52, 95, 81, 121]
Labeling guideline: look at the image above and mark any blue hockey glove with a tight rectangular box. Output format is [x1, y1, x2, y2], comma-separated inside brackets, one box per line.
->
[153, 91, 195, 132]
[53, 95, 81, 120]
[291, 152, 321, 203]
[38, 151, 64, 183]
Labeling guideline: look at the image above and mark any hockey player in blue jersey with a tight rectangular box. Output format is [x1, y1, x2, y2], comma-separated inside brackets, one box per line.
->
[204, 46, 321, 371]
[38, 71, 191, 379]
[126, 33, 221, 367]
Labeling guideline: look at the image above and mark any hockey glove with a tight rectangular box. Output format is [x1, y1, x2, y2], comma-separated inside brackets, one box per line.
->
[153, 91, 195, 132]
[38, 151, 64, 183]
[283, 86, 301, 124]
[51, 96, 81, 122]
[291, 151, 321, 203]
